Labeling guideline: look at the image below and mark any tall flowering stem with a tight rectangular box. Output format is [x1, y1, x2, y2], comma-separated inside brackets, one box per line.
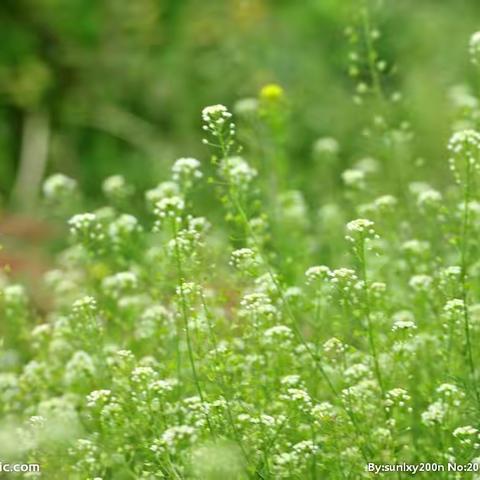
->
[448, 129, 480, 406]
[346, 218, 385, 397]
[203, 103, 372, 461]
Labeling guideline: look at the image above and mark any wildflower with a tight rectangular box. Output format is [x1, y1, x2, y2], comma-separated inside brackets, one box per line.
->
[401, 239, 430, 256]
[151, 425, 197, 455]
[373, 194, 398, 211]
[305, 265, 331, 284]
[409, 274, 433, 292]
[43, 173, 77, 200]
[230, 248, 261, 275]
[392, 311, 417, 333]
[345, 218, 378, 243]
[102, 175, 133, 201]
[260, 83, 284, 102]
[68, 212, 105, 247]
[385, 388, 412, 413]
[281, 388, 312, 413]
[239, 292, 277, 323]
[342, 169, 365, 188]
[202, 104, 232, 125]
[417, 189, 442, 208]
[448, 129, 480, 183]
[444, 298, 466, 319]
[153, 196, 185, 225]
[108, 214, 143, 250]
[469, 31, 480, 65]
[172, 157, 202, 189]
[421, 401, 447, 426]
[64, 351, 95, 386]
[329, 268, 359, 296]
[202, 104, 236, 151]
[437, 383, 464, 401]
[220, 156, 257, 188]
[86, 390, 112, 409]
[279, 190, 308, 226]
[453, 426, 480, 446]
[102, 271, 138, 299]
[71, 296, 97, 317]
[262, 325, 294, 347]
[323, 337, 346, 356]
[145, 181, 180, 210]
[313, 137, 339, 157]
[233, 97, 258, 115]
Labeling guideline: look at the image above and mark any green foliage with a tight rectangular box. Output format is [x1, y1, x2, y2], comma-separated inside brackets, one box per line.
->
[3, 1, 480, 478]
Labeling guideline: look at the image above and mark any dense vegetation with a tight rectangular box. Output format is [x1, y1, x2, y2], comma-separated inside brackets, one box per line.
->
[2, 1, 480, 479]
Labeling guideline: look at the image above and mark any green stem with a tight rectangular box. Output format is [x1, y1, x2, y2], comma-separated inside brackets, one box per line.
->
[358, 239, 385, 398]
[460, 158, 479, 406]
[171, 219, 215, 436]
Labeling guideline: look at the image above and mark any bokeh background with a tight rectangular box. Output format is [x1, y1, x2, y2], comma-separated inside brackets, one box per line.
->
[1, 0, 480, 281]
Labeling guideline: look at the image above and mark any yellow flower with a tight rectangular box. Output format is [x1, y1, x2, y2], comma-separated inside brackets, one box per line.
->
[259, 83, 284, 102]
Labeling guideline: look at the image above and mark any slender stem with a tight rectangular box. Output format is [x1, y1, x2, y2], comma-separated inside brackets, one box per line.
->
[199, 293, 252, 466]
[358, 240, 385, 397]
[460, 158, 479, 406]
[171, 219, 215, 436]
[212, 116, 372, 460]
[228, 190, 372, 461]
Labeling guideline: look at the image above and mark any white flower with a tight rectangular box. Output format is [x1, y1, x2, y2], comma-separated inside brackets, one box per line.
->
[151, 425, 197, 455]
[220, 156, 257, 187]
[102, 271, 138, 298]
[385, 388, 412, 412]
[43, 173, 77, 200]
[323, 337, 346, 355]
[417, 189, 442, 208]
[263, 325, 294, 346]
[346, 218, 375, 234]
[145, 181, 180, 210]
[102, 175, 133, 200]
[444, 298, 465, 319]
[373, 194, 397, 210]
[448, 129, 480, 181]
[68, 213, 104, 244]
[453, 425, 479, 446]
[202, 104, 232, 124]
[342, 169, 365, 188]
[230, 248, 261, 274]
[153, 196, 185, 220]
[108, 214, 142, 244]
[239, 293, 277, 321]
[421, 400, 446, 426]
[233, 97, 258, 115]
[313, 137, 339, 156]
[305, 265, 331, 283]
[172, 157, 203, 187]
[3, 284, 27, 306]
[401, 239, 430, 256]
[72, 296, 97, 316]
[86, 390, 112, 408]
[469, 31, 480, 64]
[409, 274, 433, 292]
[345, 218, 378, 244]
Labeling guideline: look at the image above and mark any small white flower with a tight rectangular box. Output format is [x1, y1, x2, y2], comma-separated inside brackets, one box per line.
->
[409, 274, 433, 292]
[342, 169, 365, 188]
[469, 31, 480, 65]
[43, 173, 77, 200]
[172, 157, 203, 187]
[313, 137, 339, 156]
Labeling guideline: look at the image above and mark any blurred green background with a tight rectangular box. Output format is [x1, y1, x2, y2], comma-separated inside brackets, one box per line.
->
[0, 0, 479, 208]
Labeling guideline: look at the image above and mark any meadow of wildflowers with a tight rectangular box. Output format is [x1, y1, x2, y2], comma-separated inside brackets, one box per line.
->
[3, 5, 480, 480]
